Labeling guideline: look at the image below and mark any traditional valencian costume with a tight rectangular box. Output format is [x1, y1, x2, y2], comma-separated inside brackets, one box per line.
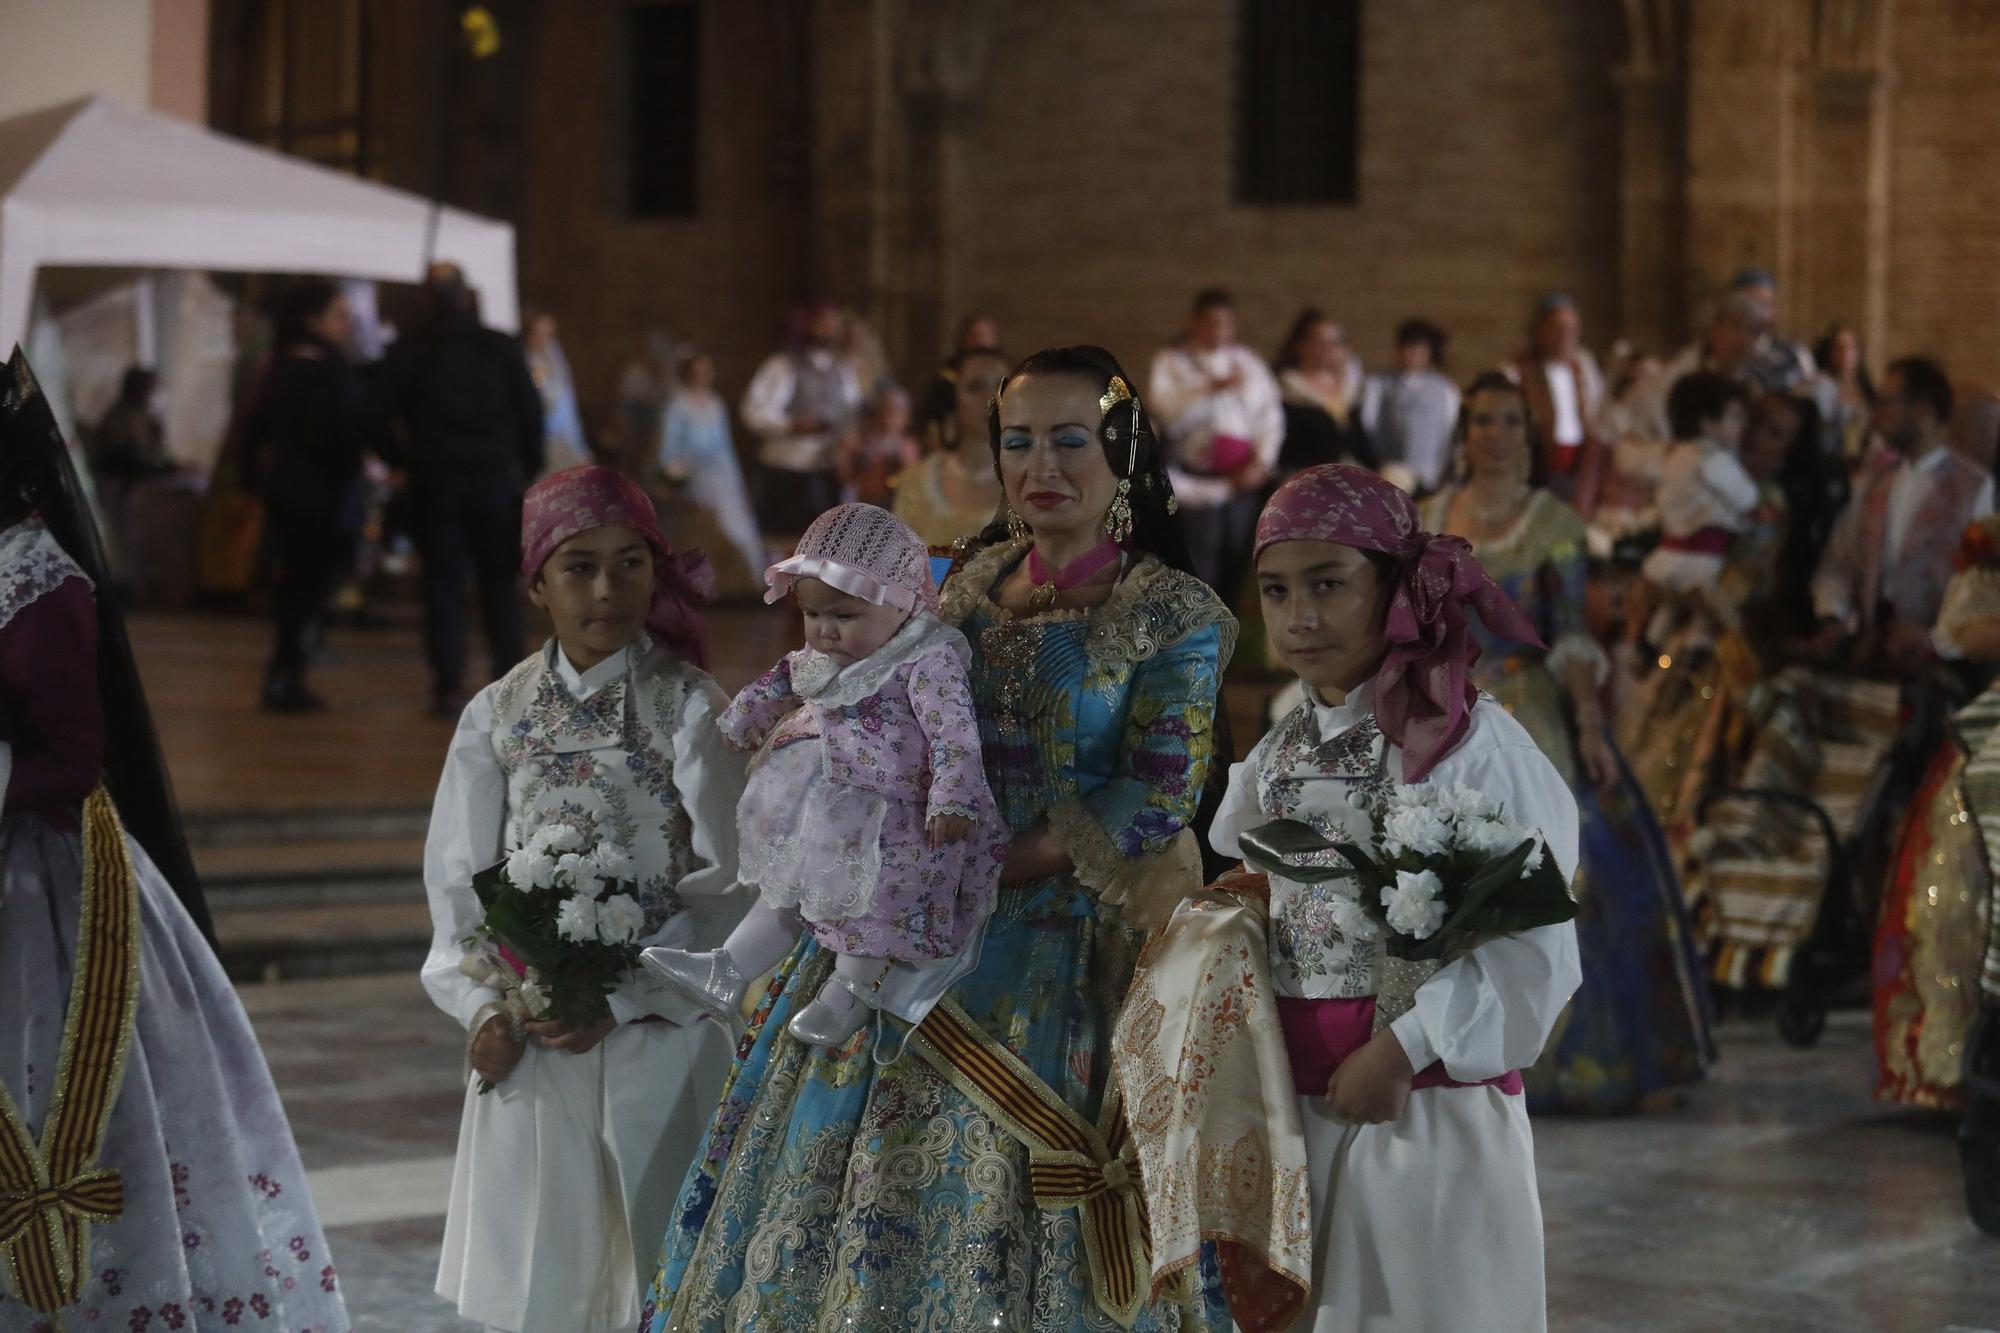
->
[0, 353, 348, 1332]
[422, 466, 748, 1333]
[643, 350, 1240, 1331]
[1422, 484, 1713, 1110]
[1208, 464, 1582, 1332]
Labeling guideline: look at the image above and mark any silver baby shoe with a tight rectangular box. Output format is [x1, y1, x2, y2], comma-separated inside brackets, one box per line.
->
[786, 975, 877, 1048]
[640, 947, 749, 1017]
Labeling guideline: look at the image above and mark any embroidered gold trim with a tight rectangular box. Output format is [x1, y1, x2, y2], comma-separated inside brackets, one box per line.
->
[1046, 799, 1204, 930]
[940, 542, 1239, 674]
[907, 998, 1151, 1327]
[0, 788, 142, 1315]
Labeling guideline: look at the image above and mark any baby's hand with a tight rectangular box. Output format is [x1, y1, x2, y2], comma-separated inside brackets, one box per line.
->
[928, 814, 975, 847]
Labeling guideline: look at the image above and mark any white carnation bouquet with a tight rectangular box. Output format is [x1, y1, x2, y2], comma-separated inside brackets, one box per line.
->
[1241, 784, 1576, 1029]
[460, 825, 648, 1090]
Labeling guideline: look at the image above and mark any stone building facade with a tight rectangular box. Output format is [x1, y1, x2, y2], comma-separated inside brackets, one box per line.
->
[206, 0, 1998, 419]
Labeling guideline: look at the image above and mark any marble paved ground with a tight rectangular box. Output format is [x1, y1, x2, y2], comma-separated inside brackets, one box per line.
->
[239, 975, 2000, 1333]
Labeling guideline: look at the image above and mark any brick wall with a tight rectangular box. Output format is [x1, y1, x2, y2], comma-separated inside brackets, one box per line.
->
[513, 0, 808, 419]
[1884, 0, 2000, 389]
[907, 0, 1626, 383]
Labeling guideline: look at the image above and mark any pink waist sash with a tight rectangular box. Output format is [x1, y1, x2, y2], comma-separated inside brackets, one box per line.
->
[1276, 995, 1523, 1097]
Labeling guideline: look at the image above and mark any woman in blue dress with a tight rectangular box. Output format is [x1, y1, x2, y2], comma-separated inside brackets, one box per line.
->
[1420, 371, 1715, 1112]
[643, 346, 1235, 1330]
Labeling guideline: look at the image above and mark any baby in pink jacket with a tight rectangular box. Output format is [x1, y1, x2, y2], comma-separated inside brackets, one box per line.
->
[644, 504, 1005, 1046]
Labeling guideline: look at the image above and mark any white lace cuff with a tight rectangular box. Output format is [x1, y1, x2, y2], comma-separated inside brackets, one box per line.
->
[1046, 800, 1204, 930]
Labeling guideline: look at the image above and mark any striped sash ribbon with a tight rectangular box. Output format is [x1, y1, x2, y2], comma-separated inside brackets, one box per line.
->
[0, 788, 142, 1313]
[907, 998, 1152, 1327]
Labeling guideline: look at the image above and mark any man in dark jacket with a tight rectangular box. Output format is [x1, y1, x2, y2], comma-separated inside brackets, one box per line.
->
[381, 263, 546, 716]
[246, 279, 377, 713]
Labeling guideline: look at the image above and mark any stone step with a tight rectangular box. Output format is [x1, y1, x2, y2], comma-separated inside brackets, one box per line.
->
[183, 804, 433, 849]
[211, 899, 434, 985]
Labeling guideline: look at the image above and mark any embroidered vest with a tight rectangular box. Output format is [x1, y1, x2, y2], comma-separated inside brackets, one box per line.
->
[1859, 450, 1990, 632]
[1255, 701, 1394, 1001]
[489, 639, 701, 936]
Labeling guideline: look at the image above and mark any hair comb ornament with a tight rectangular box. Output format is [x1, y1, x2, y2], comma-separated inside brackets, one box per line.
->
[1099, 376, 1132, 419]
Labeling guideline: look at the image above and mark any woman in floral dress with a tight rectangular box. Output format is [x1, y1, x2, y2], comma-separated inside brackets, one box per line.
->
[1421, 372, 1713, 1111]
[642, 346, 1235, 1331]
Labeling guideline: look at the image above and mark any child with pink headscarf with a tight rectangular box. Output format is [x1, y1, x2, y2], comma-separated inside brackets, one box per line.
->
[421, 464, 750, 1333]
[1208, 463, 1582, 1332]
[645, 502, 1006, 1046]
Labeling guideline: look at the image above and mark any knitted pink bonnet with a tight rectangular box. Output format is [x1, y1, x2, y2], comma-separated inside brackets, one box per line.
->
[764, 503, 939, 614]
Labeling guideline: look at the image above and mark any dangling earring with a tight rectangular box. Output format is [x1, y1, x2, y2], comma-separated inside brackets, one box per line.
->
[1105, 479, 1133, 543]
[1006, 506, 1030, 543]
[1103, 414, 1138, 543]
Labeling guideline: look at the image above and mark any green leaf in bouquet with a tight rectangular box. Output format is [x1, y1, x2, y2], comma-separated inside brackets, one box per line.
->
[471, 858, 513, 912]
[1411, 838, 1577, 960]
[1239, 819, 1375, 885]
[480, 894, 564, 972]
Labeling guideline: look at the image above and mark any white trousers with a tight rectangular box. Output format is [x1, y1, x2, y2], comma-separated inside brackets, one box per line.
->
[439, 1018, 734, 1333]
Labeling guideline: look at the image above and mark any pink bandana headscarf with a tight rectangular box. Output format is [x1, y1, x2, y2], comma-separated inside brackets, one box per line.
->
[521, 465, 714, 669]
[764, 503, 938, 614]
[1254, 464, 1543, 781]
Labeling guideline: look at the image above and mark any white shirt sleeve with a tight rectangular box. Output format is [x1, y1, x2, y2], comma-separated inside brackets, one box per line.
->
[420, 686, 510, 1030]
[740, 354, 798, 440]
[1388, 731, 1583, 1081]
[607, 675, 753, 1025]
[1206, 753, 1265, 862]
[1243, 352, 1287, 467]
[1146, 347, 1217, 439]
[1698, 447, 1762, 521]
[1976, 474, 1996, 522]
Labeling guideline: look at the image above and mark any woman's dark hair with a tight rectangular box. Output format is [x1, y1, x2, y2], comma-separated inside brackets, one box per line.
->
[1811, 321, 1875, 404]
[1759, 390, 1845, 641]
[273, 277, 341, 348]
[117, 366, 157, 408]
[918, 346, 1009, 452]
[1452, 370, 1550, 489]
[1666, 369, 1751, 441]
[1274, 307, 1333, 373]
[980, 345, 1195, 576]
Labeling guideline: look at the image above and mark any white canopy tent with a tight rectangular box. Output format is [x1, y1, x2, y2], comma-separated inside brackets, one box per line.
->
[0, 95, 519, 356]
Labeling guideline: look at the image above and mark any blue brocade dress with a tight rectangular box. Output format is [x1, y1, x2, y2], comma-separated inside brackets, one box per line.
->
[1426, 488, 1716, 1111]
[642, 544, 1236, 1331]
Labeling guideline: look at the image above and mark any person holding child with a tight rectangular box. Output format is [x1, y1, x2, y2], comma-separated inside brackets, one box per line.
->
[640, 346, 1236, 1332]
[1210, 462, 1581, 1331]
[419, 464, 749, 1333]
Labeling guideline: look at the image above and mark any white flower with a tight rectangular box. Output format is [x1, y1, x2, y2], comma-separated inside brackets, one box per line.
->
[1382, 803, 1452, 859]
[1456, 815, 1526, 858]
[596, 892, 646, 945]
[554, 852, 594, 889]
[535, 825, 585, 855]
[516, 975, 551, 1018]
[505, 845, 557, 893]
[1435, 784, 1500, 824]
[555, 895, 602, 943]
[1520, 839, 1548, 879]
[1381, 868, 1447, 940]
[591, 843, 636, 882]
[1327, 891, 1379, 941]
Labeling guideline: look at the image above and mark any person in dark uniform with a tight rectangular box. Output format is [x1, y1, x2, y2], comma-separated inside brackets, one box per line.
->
[382, 263, 546, 717]
[244, 278, 377, 713]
